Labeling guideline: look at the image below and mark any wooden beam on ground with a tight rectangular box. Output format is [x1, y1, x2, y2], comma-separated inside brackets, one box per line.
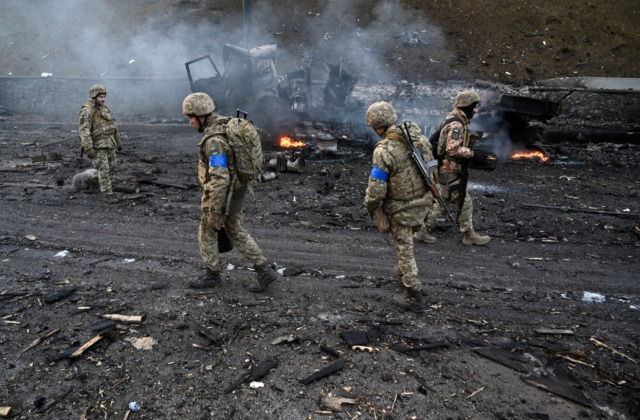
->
[319, 394, 358, 412]
[70, 335, 104, 358]
[101, 313, 146, 323]
[300, 360, 346, 385]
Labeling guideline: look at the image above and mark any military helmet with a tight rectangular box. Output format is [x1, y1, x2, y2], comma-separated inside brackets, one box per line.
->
[182, 92, 215, 116]
[89, 84, 107, 99]
[365, 101, 398, 128]
[455, 90, 481, 108]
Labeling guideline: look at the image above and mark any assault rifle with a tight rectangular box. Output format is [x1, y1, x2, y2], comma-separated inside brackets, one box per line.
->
[400, 122, 457, 226]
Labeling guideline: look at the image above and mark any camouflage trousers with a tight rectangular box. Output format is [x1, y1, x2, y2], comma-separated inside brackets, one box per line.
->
[391, 221, 423, 292]
[198, 211, 267, 272]
[425, 173, 474, 233]
[90, 148, 117, 195]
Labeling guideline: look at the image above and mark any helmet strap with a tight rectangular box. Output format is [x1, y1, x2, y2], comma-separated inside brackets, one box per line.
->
[196, 115, 209, 132]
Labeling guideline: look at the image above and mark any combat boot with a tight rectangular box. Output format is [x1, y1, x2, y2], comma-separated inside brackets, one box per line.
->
[413, 226, 436, 243]
[189, 269, 221, 289]
[462, 229, 490, 246]
[250, 263, 278, 292]
[392, 288, 425, 313]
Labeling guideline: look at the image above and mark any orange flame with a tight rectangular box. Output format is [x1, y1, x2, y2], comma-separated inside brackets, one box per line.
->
[511, 150, 549, 162]
[279, 136, 306, 148]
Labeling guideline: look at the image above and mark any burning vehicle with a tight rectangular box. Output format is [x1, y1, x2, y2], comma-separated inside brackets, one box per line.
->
[185, 42, 362, 146]
[185, 44, 296, 140]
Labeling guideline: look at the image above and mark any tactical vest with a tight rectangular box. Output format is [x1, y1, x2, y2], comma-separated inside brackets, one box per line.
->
[381, 132, 428, 202]
[83, 103, 117, 140]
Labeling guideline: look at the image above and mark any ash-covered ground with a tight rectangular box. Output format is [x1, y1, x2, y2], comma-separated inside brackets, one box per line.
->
[1, 1, 640, 419]
[1, 102, 639, 419]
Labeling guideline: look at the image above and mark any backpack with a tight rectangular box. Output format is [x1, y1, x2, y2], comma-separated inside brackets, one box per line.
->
[223, 117, 264, 183]
[429, 117, 462, 165]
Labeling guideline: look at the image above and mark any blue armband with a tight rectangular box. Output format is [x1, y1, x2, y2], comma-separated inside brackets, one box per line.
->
[370, 166, 388, 182]
[209, 153, 228, 168]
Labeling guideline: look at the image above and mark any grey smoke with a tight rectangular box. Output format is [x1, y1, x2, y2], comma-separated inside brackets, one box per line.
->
[1, 0, 447, 84]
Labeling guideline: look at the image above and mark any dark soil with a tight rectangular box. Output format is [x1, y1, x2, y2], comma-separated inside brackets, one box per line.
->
[1, 1, 640, 419]
[1, 118, 639, 419]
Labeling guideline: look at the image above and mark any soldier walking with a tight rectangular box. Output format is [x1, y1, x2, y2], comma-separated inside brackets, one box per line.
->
[78, 84, 123, 203]
[181, 92, 278, 292]
[414, 90, 490, 246]
[364, 101, 433, 313]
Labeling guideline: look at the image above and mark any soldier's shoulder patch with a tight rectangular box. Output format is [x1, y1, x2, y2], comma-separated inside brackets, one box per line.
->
[451, 128, 461, 140]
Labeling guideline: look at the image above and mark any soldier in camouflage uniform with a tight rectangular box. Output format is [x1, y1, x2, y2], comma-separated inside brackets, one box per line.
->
[364, 101, 433, 313]
[78, 84, 123, 203]
[182, 92, 278, 292]
[414, 90, 490, 246]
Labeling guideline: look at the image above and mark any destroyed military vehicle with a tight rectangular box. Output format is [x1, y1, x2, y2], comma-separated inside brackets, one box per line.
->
[185, 43, 359, 142]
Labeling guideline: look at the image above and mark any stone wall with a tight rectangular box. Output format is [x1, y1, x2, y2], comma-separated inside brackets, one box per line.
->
[0, 77, 191, 123]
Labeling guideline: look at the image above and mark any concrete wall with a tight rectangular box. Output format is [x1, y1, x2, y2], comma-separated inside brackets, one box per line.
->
[0, 77, 191, 123]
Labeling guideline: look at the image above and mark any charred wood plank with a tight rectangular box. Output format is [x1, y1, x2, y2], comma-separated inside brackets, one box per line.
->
[224, 358, 278, 394]
[474, 347, 529, 373]
[0, 291, 30, 301]
[192, 323, 223, 345]
[521, 364, 592, 407]
[300, 360, 346, 385]
[53, 346, 81, 360]
[90, 320, 116, 334]
[43, 287, 76, 304]
[224, 376, 247, 395]
[36, 387, 73, 414]
[320, 344, 341, 358]
[249, 358, 279, 380]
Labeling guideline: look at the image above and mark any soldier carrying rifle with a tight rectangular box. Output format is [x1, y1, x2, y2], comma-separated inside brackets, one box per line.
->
[414, 90, 491, 246]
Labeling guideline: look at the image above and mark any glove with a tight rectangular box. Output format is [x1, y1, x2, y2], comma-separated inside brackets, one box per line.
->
[206, 211, 226, 232]
[372, 206, 390, 234]
[86, 148, 96, 159]
[117, 143, 123, 151]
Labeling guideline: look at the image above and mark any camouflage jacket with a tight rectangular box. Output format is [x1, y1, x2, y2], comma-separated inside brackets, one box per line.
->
[364, 122, 431, 227]
[439, 107, 475, 174]
[78, 102, 121, 151]
[197, 116, 241, 213]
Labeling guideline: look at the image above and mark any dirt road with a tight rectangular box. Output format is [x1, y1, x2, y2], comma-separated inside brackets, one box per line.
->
[1, 121, 639, 419]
